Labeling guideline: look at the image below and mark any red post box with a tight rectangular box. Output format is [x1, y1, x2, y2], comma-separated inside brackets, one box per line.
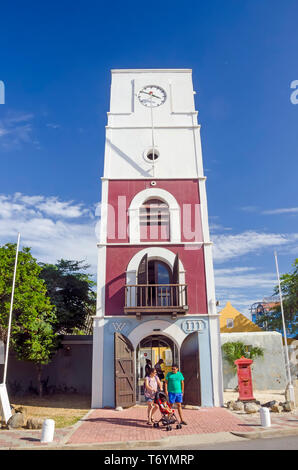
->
[234, 357, 255, 402]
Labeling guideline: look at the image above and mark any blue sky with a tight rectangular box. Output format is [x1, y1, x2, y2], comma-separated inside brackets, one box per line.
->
[0, 0, 297, 316]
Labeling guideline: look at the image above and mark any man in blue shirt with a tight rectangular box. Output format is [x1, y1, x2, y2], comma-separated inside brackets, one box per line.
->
[165, 364, 187, 425]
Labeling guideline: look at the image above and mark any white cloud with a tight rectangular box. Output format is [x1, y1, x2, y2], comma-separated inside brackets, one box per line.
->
[262, 207, 298, 215]
[241, 206, 258, 213]
[0, 112, 35, 149]
[0, 193, 99, 273]
[0, 128, 10, 137]
[14, 194, 45, 206]
[214, 267, 256, 275]
[209, 223, 232, 233]
[215, 291, 259, 318]
[46, 123, 61, 129]
[36, 198, 89, 219]
[212, 230, 296, 263]
[214, 267, 276, 289]
[6, 193, 91, 219]
[5, 113, 34, 124]
[240, 206, 298, 215]
[0, 196, 23, 218]
[214, 279, 277, 317]
[211, 230, 297, 315]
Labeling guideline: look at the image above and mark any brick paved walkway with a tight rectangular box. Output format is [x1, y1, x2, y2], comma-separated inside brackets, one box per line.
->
[230, 409, 298, 432]
[0, 406, 297, 448]
[67, 407, 253, 445]
[0, 428, 70, 448]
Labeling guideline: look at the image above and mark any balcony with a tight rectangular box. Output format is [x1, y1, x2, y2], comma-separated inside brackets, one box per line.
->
[124, 284, 188, 317]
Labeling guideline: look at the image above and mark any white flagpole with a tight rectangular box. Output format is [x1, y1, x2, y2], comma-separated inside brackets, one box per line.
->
[3, 233, 21, 385]
[274, 251, 295, 405]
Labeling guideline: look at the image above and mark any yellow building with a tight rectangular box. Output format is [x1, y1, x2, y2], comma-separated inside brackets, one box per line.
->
[219, 301, 263, 333]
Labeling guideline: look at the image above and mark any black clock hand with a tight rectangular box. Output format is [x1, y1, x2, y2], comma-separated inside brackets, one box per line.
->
[140, 91, 161, 99]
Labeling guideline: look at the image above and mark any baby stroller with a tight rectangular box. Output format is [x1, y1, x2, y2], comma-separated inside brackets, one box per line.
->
[153, 391, 182, 431]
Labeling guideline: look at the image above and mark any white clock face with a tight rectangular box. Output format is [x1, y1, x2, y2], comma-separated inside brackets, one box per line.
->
[138, 85, 166, 107]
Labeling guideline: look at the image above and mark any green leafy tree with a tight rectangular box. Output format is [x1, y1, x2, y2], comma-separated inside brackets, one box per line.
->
[273, 258, 298, 336]
[39, 259, 96, 334]
[0, 243, 58, 396]
[255, 259, 298, 337]
[221, 341, 264, 372]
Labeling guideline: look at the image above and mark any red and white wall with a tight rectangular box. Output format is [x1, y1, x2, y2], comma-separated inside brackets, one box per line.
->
[92, 69, 223, 409]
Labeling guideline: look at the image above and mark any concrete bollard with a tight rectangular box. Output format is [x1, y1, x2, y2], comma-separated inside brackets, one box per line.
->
[259, 407, 271, 427]
[41, 419, 55, 443]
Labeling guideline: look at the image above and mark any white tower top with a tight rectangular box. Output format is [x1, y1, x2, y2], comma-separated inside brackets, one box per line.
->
[103, 69, 204, 179]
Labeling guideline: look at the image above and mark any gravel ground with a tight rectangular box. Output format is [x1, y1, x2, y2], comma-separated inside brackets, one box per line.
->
[223, 389, 286, 405]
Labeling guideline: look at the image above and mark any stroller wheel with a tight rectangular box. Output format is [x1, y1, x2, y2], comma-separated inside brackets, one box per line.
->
[153, 422, 159, 428]
[176, 424, 182, 429]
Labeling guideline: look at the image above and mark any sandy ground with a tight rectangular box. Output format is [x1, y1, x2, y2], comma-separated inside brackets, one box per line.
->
[7, 394, 91, 428]
[223, 389, 286, 405]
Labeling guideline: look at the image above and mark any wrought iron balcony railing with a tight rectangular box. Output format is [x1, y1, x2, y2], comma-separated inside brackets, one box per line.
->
[124, 284, 188, 316]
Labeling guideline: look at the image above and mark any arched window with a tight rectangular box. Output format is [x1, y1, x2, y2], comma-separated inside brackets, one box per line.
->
[128, 188, 181, 243]
[139, 198, 170, 241]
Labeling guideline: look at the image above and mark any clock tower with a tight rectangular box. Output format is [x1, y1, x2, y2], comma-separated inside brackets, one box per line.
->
[92, 69, 223, 409]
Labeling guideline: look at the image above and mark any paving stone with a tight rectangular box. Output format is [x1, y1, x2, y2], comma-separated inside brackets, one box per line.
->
[67, 407, 254, 445]
[0, 402, 297, 448]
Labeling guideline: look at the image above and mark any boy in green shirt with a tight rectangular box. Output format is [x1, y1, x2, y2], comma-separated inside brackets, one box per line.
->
[165, 364, 187, 425]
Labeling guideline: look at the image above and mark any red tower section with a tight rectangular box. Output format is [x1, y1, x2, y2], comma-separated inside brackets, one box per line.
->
[104, 179, 208, 317]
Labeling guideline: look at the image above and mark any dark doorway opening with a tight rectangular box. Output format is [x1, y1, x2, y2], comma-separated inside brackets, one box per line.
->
[136, 334, 178, 402]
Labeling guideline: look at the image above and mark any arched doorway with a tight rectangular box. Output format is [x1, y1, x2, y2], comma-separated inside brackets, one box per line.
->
[136, 334, 179, 402]
[131, 253, 184, 312]
[148, 259, 172, 306]
[148, 259, 172, 285]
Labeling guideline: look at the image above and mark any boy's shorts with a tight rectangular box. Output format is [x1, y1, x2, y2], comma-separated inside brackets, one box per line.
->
[168, 392, 183, 404]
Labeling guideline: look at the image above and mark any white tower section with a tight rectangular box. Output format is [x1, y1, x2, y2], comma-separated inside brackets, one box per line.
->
[104, 69, 204, 179]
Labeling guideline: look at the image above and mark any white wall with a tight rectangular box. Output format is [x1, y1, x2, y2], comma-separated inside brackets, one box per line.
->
[286, 340, 298, 379]
[221, 332, 287, 390]
[104, 69, 203, 179]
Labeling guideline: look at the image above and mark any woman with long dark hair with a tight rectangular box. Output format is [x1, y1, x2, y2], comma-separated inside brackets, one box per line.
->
[144, 368, 162, 425]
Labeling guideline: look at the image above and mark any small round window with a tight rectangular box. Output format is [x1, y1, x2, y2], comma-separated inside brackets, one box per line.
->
[144, 148, 160, 162]
[147, 152, 159, 161]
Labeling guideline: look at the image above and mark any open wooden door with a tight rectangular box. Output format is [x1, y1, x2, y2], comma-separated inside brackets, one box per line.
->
[180, 332, 201, 406]
[172, 253, 179, 306]
[137, 254, 148, 307]
[114, 332, 136, 408]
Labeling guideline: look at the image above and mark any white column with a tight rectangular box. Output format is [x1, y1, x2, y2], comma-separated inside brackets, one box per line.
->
[208, 315, 224, 406]
[96, 245, 107, 317]
[92, 176, 109, 408]
[91, 317, 105, 408]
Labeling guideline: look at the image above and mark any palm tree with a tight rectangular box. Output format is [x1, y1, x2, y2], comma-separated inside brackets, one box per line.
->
[222, 341, 264, 372]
